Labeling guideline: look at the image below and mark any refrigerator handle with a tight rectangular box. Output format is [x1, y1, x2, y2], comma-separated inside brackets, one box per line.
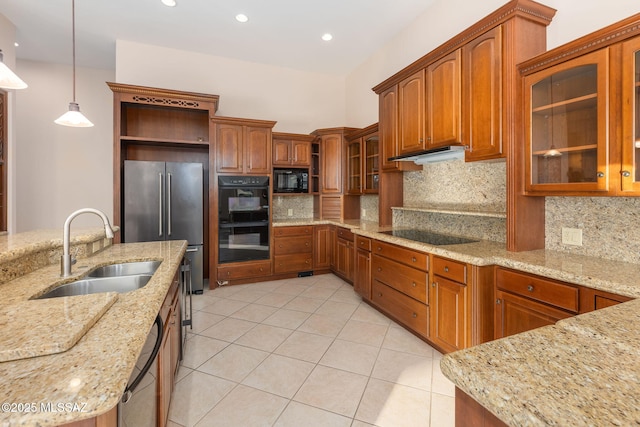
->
[158, 173, 163, 237]
[167, 172, 172, 236]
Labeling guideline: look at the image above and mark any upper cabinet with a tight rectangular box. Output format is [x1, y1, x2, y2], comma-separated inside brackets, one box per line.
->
[346, 124, 379, 195]
[314, 128, 356, 194]
[373, 0, 556, 165]
[272, 132, 313, 167]
[212, 117, 276, 175]
[521, 13, 640, 196]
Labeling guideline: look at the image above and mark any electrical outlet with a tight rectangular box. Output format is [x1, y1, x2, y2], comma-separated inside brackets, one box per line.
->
[561, 227, 583, 246]
[287, 208, 293, 217]
[361, 208, 367, 218]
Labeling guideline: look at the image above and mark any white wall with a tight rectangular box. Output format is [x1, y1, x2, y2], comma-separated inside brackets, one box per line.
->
[345, 0, 640, 127]
[115, 40, 346, 134]
[14, 60, 114, 231]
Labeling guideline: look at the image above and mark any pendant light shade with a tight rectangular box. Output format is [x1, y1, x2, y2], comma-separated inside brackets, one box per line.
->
[0, 50, 28, 90]
[55, 0, 93, 128]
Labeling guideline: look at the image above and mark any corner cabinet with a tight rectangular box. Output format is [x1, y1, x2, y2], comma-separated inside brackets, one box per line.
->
[345, 123, 379, 195]
[212, 117, 276, 175]
[521, 14, 640, 196]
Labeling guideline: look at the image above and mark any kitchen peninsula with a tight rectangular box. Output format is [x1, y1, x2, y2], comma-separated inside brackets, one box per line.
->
[0, 228, 186, 427]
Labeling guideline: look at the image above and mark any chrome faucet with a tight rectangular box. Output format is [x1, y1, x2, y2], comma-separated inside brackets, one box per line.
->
[61, 208, 115, 277]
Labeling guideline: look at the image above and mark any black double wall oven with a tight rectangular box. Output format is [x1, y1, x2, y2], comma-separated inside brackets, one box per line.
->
[218, 176, 270, 264]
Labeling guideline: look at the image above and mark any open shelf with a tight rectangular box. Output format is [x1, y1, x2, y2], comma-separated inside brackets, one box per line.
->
[532, 144, 597, 156]
[531, 94, 597, 115]
[120, 136, 209, 146]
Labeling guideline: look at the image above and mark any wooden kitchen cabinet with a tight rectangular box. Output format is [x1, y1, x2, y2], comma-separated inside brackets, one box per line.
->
[429, 256, 470, 353]
[272, 132, 313, 167]
[620, 36, 640, 193]
[334, 227, 354, 283]
[371, 240, 429, 338]
[159, 271, 181, 427]
[345, 123, 379, 195]
[398, 70, 426, 155]
[378, 85, 420, 172]
[273, 226, 313, 274]
[354, 236, 372, 300]
[427, 50, 462, 149]
[212, 117, 276, 175]
[494, 267, 577, 338]
[313, 224, 333, 270]
[524, 49, 609, 193]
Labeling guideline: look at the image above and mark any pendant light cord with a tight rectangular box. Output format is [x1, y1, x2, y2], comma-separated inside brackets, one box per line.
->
[72, 0, 76, 103]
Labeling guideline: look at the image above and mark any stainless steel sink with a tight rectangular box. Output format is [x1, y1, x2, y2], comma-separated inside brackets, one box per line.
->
[36, 274, 153, 299]
[87, 261, 161, 278]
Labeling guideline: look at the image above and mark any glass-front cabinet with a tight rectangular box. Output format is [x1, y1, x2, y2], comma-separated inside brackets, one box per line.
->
[622, 37, 640, 193]
[524, 49, 609, 193]
[346, 138, 362, 194]
[345, 124, 379, 195]
[364, 134, 379, 193]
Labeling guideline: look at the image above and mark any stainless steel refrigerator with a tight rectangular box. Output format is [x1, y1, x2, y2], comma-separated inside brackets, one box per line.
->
[123, 160, 204, 293]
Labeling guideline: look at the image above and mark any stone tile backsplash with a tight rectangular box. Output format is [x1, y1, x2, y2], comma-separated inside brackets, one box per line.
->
[272, 195, 314, 220]
[546, 197, 640, 263]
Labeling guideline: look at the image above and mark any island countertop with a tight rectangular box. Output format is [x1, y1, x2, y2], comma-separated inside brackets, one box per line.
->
[0, 239, 187, 427]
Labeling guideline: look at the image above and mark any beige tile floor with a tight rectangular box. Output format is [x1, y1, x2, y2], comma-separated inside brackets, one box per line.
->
[168, 274, 455, 427]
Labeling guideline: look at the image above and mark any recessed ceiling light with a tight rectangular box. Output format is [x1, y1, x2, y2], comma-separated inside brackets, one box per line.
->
[14, 42, 19, 47]
[235, 14, 249, 23]
[322, 33, 333, 41]
[161, 0, 176, 7]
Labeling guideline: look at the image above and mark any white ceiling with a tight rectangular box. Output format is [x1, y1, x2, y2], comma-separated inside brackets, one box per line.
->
[0, 0, 437, 75]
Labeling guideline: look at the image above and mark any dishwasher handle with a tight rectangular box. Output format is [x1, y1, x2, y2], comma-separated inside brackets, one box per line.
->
[121, 314, 163, 404]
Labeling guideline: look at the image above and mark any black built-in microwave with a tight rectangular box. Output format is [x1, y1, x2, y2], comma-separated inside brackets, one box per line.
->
[273, 168, 309, 193]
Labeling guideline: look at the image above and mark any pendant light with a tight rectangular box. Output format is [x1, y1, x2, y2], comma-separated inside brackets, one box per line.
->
[55, 0, 93, 127]
[0, 49, 28, 90]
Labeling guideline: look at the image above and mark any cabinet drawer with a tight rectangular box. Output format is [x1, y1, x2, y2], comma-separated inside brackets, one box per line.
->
[273, 226, 313, 237]
[432, 256, 467, 284]
[496, 268, 579, 313]
[337, 227, 354, 241]
[372, 254, 427, 303]
[372, 280, 428, 337]
[274, 235, 312, 255]
[274, 253, 313, 274]
[218, 260, 272, 280]
[372, 240, 428, 271]
[356, 236, 371, 251]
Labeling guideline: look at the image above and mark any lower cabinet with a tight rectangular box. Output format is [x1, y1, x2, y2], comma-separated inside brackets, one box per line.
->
[334, 227, 354, 283]
[371, 240, 429, 339]
[273, 226, 313, 274]
[159, 271, 181, 427]
[217, 260, 272, 283]
[313, 225, 332, 270]
[354, 236, 371, 300]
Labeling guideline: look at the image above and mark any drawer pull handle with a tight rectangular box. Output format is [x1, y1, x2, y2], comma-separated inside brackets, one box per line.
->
[622, 170, 631, 177]
[377, 267, 382, 272]
[527, 285, 534, 292]
[444, 266, 449, 272]
[412, 312, 417, 318]
[412, 282, 416, 287]
[378, 292, 383, 297]
[496, 299, 502, 305]
[432, 282, 436, 287]
[305, 242, 309, 246]
[412, 257, 417, 262]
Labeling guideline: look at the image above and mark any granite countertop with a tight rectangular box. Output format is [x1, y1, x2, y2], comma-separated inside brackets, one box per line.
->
[0, 239, 187, 427]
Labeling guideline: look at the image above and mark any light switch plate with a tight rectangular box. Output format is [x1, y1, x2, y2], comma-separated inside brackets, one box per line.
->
[287, 208, 293, 217]
[361, 209, 367, 218]
[562, 227, 583, 246]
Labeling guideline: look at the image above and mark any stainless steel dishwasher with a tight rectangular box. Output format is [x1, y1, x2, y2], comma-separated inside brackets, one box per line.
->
[118, 315, 163, 427]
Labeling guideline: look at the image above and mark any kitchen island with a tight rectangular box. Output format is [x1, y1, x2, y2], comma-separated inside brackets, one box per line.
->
[0, 228, 186, 427]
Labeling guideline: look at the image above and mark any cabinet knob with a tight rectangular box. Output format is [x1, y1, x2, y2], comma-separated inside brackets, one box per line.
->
[622, 170, 631, 177]
[597, 171, 605, 178]
[496, 299, 502, 305]
[419, 138, 424, 143]
[412, 282, 416, 287]
[377, 267, 382, 272]
[378, 292, 383, 297]
[305, 242, 309, 246]
[527, 285, 534, 292]
[412, 257, 417, 263]
[412, 312, 417, 318]
[432, 282, 436, 287]
[444, 266, 449, 272]
[377, 247, 382, 251]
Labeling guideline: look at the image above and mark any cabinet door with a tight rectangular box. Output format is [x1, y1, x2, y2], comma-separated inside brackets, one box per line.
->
[621, 37, 640, 193]
[430, 276, 468, 353]
[463, 27, 503, 161]
[354, 249, 371, 300]
[380, 85, 400, 171]
[364, 134, 379, 193]
[273, 139, 292, 166]
[398, 70, 426, 155]
[158, 318, 173, 427]
[346, 139, 362, 194]
[245, 126, 271, 174]
[313, 225, 332, 269]
[291, 141, 311, 166]
[335, 238, 353, 282]
[215, 123, 243, 173]
[321, 133, 343, 193]
[495, 290, 573, 339]
[427, 50, 462, 148]
[525, 49, 609, 193]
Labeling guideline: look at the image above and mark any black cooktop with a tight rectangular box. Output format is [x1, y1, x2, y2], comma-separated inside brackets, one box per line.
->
[380, 229, 478, 246]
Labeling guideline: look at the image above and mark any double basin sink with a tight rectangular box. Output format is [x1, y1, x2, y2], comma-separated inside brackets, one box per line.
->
[36, 260, 161, 299]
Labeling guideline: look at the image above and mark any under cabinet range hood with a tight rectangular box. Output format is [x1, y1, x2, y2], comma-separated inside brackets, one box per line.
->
[389, 145, 467, 164]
